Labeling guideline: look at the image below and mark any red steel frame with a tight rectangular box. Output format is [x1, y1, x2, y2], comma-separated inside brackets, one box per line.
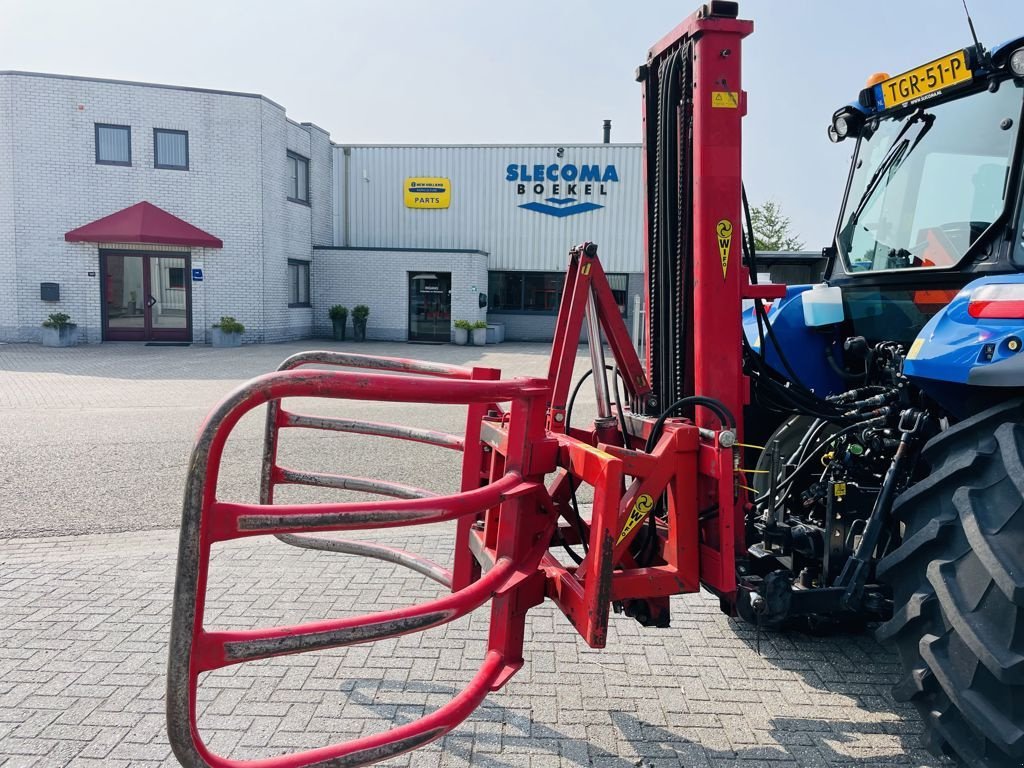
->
[166, 6, 789, 767]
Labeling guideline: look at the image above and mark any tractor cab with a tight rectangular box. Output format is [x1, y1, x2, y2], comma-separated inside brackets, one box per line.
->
[822, 40, 1024, 346]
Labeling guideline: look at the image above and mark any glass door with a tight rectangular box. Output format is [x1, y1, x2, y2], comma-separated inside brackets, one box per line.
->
[148, 256, 189, 340]
[102, 252, 191, 341]
[103, 253, 147, 341]
[408, 272, 452, 342]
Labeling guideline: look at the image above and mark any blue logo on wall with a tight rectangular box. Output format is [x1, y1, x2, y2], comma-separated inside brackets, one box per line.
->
[506, 162, 618, 218]
[518, 198, 605, 217]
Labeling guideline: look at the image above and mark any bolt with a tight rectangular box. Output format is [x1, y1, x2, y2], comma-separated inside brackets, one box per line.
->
[554, 412, 565, 423]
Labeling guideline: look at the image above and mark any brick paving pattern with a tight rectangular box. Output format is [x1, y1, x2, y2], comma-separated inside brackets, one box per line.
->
[0, 342, 949, 766]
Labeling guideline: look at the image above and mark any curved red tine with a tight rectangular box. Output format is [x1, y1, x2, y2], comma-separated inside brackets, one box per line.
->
[169, 363, 553, 768]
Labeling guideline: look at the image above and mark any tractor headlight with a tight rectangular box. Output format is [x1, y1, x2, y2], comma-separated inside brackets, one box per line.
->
[1010, 47, 1024, 76]
[828, 107, 865, 143]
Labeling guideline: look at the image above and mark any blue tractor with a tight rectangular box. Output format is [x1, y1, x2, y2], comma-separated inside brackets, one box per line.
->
[735, 35, 1024, 768]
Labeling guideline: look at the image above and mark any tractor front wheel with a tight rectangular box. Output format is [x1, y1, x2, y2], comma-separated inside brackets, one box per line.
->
[877, 398, 1024, 767]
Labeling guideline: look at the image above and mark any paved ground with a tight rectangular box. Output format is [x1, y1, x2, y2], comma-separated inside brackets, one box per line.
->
[0, 341, 948, 767]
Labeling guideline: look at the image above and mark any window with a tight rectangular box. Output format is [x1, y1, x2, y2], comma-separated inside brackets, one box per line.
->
[288, 259, 310, 307]
[154, 129, 189, 170]
[95, 124, 131, 166]
[488, 271, 629, 315]
[168, 267, 185, 289]
[287, 151, 310, 203]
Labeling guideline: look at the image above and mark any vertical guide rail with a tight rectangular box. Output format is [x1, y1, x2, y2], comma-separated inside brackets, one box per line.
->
[641, 6, 754, 597]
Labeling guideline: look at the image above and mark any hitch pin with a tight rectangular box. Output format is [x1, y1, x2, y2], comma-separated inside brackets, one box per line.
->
[698, 427, 737, 448]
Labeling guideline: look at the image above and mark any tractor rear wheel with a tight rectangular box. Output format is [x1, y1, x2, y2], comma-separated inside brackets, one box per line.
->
[877, 398, 1024, 767]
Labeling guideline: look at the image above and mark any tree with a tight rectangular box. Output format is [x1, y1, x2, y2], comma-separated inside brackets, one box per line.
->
[750, 200, 804, 252]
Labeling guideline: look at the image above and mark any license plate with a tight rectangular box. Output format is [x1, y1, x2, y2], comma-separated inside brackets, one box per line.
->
[879, 50, 972, 110]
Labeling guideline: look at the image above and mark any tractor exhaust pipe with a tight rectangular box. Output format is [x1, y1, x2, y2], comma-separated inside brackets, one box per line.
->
[602, 119, 611, 143]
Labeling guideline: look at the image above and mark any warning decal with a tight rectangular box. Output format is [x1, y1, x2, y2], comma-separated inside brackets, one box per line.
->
[616, 493, 655, 545]
[716, 219, 733, 278]
[711, 91, 739, 108]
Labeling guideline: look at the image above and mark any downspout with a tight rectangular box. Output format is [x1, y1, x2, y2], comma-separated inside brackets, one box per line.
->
[342, 146, 351, 247]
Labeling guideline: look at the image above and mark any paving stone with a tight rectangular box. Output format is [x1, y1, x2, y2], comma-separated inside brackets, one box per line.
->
[0, 342, 949, 767]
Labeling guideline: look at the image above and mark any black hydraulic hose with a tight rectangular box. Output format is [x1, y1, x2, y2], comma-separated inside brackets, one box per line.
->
[825, 346, 867, 381]
[644, 395, 736, 454]
[755, 416, 884, 505]
[564, 365, 632, 557]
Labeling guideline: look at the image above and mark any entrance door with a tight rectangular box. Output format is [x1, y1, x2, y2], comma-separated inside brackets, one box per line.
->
[408, 272, 452, 342]
[102, 252, 191, 341]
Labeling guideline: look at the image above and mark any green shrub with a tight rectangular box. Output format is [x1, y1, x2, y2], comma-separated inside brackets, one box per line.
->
[42, 312, 72, 329]
[352, 305, 370, 322]
[213, 316, 245, 334]
[453, 319, 473, 330]
[329, 305, 349, 320]
[472, 321, 489, 330]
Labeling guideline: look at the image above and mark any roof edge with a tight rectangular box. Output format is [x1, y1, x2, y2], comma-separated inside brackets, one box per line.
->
[0, 70, 286, 112]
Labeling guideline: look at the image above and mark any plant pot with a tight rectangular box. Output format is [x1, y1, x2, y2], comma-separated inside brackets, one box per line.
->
[453, 327, 468, 345]
[353, 319, 367, 342]
[485, 323, 504, 344]
[41, 324, 78, 347]
[471, 327, 487, 346]
[332, 317, 348, 341]
[212, 328, 243, 348]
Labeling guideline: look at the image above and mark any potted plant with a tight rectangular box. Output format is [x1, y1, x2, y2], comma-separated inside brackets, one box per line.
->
[352, 304, 370, 341]
[453, 319, 472, 345]
[212, 316, 245, 347]
[41, 312, 78, 347]
[471, 320, 488, 346]
[329, 305, 348, 341]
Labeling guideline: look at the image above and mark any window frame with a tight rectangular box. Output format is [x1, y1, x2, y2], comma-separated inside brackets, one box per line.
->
[287, 259, 311, 308]
[153, 128, 189, 171]
[94, 123, 132, 167]
[488, 270, 629, 316]
[287, 151, 310, 205]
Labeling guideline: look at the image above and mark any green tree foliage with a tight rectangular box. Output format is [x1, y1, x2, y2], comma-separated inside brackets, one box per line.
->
[750, 200, 804, 252]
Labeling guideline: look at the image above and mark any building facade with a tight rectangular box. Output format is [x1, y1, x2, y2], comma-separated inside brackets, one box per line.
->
[0, 71, 642, 344]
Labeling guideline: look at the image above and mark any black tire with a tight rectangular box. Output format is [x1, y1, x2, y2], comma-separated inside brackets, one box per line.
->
[876, 397, 1024, 767]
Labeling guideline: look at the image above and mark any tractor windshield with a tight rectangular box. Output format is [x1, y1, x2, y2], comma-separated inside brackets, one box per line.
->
[837, 80, 1022, 272]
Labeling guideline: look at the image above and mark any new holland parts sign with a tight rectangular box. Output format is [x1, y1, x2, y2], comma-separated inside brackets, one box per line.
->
[405, 178, 451, 209]
[507, 152, 619, 217]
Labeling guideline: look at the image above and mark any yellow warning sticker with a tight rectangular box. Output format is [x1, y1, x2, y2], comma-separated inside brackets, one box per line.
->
[581, 263, 591, 276]
[834, 482, 847, 499]
[907, 338, 925, 360]
[616, 493, 654, 545]
[716, 220, 733, 278]
[711, 91, 739, 108]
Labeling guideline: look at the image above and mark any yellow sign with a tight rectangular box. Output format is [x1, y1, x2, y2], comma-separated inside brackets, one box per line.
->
[617, 493, 654, 545]
[716, 220, 733, 278]
[404, 178, 451, 209]
[711, 91, 738, 109]
[879, 50, 971, 110]
[907, 338, 925, 360]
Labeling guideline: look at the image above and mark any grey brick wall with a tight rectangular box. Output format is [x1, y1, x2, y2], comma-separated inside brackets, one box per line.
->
[312, 248, 488, 341]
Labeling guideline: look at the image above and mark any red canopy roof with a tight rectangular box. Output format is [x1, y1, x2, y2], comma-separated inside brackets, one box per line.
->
[65, 201, 223, 248]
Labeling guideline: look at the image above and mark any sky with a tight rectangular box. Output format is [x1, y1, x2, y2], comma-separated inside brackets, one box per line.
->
[3, 0, 1024, 246]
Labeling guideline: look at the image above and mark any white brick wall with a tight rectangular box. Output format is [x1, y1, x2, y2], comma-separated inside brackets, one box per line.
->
[0, 72, 330, 344]
[312, 248, 488, 342]
[0, 76, 15, 338]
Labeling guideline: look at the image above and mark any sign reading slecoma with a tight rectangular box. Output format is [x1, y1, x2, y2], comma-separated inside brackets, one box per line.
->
[506, 162, 620, 218]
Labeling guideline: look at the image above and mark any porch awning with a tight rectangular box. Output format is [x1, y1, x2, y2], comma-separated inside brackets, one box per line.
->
[65, 201, 223, 248]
